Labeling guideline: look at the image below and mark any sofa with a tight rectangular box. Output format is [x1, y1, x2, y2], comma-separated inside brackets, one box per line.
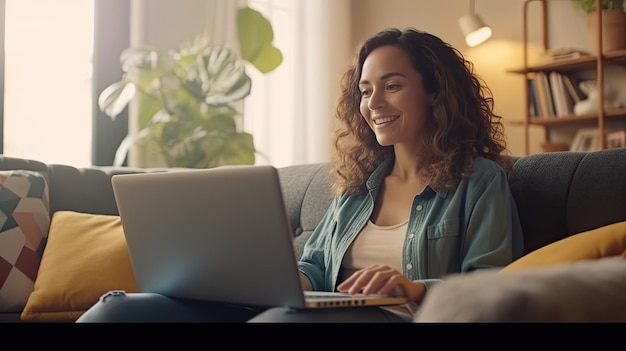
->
[1, 147, 625, 323]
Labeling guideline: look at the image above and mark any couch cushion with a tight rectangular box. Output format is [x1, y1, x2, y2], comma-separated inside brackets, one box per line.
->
[502, 221, 626, 271]
[415, 257, 626, 322]
[0, 170, 50, 312]
[21, 211, 137, 322]
[508, 148, 626, 255]
[507, 151, 583, 254]
[567, 148, 626, 235]
[47, 165, 169, 216]
[277, 163, 332, 259]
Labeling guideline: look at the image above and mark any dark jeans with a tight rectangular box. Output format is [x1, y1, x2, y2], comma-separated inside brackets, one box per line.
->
[76, 291, 410, 323]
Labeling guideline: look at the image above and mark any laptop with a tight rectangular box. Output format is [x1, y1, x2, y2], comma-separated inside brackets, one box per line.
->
[111, 165, 408, 309]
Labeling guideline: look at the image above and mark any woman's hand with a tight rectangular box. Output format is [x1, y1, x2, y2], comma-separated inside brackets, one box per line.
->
[337, 265, 427, 302]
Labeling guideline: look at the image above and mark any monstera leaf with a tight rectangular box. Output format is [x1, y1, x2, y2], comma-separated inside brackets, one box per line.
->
[98, 81, 135, 119]
[182, 46, 252, 105]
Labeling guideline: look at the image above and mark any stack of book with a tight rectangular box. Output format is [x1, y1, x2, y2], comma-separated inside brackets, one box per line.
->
[527, 71, 587, 118]
[540, 48, 590, 62]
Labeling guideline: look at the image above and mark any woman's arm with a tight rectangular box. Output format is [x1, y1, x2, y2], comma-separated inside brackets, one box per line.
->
[462, 161, 524, 271]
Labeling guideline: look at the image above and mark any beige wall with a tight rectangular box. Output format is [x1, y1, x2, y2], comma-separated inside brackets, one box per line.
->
[350, 0, 594, 156]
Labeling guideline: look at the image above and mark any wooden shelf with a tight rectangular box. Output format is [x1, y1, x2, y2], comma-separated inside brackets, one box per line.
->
[509, 49, 626, 74]
[513, 0, 626, 154]
[528, 107, 626, 126]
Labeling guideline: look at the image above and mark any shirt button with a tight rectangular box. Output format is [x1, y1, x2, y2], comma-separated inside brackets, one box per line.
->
[408, 233, 415, 239]
[416, 204, 423, 211]
[406, 263, 413, 270]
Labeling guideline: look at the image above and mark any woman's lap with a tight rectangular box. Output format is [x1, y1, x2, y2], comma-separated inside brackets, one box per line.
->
[76, 291, 265, 323]
[76, 291, 411, 323]
[247, 306, 411, 323]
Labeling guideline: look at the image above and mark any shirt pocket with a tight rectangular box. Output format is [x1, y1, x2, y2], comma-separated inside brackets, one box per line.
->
[425, 218, 461, 277]
[426, 218, 460, 239]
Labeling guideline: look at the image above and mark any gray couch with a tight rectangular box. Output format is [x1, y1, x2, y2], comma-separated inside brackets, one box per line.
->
[1, 147, 625, 322]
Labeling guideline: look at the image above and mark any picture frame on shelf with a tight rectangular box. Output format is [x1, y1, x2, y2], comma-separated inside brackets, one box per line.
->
[606, 130, 626, 149]
[570, 128, 600, 152]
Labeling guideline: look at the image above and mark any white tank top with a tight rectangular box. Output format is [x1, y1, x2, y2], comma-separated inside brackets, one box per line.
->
[341, 219, 408, 281]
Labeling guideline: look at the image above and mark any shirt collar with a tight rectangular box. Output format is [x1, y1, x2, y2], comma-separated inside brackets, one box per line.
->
[365, 156, 449, 199]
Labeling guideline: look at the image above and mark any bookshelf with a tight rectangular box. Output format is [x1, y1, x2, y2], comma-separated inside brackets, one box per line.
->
[511, 0, 626, 154]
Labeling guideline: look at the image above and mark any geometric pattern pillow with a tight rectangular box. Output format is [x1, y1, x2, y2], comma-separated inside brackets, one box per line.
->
[0, 170, 50, 312]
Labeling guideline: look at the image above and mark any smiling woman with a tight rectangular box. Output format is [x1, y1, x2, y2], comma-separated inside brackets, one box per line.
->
[3, 0, 95, 167]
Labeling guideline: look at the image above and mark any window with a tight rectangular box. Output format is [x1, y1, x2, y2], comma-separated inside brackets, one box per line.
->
[1, 0, 129, 167]
[3, 0, 94, 167]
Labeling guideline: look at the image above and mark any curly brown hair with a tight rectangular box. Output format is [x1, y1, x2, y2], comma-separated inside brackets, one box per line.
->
[330, 27, 510, 196]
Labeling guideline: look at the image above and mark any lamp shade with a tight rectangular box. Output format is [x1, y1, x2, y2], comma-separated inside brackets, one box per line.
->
[458, 12, 492, 47]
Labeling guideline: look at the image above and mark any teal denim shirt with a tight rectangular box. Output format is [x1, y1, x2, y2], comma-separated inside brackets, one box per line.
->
[298, 156, 524, 293]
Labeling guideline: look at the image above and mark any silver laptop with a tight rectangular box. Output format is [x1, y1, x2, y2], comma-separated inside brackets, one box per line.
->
[111, 165, 408, 309]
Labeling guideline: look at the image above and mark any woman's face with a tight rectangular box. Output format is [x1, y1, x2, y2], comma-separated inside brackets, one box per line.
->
[358, 45, 433, 148]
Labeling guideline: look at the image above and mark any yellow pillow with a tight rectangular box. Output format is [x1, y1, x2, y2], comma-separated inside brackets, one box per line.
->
[21, 211, 138, 322]
[503, 221, 626, 272]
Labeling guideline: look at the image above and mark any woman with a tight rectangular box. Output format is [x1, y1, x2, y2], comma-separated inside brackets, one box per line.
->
[252, 27, 524, 322]
[77, 27, 523, 323]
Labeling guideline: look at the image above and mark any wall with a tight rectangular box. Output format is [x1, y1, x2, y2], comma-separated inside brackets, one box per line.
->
[130, 0, 211, 49]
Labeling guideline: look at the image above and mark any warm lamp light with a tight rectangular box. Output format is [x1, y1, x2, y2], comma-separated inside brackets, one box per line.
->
[458, 0, 492, 47]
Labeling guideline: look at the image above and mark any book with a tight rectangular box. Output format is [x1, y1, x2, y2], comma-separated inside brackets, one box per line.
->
[527, 78, 539, 117]
[549, 72, 563, 117]
[549, 72, 574, 117]
[531, 72, 553, 118]
[541, 48, 590, 62]
[559, 73, 575, 116]
[537, 72, 556, 117]
[561, 74, 586, 103]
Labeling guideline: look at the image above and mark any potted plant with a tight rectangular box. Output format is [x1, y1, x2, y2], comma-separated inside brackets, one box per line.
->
[98, 6, 282, 168]
[572, 0, 626, 53]
[572, 0, 623, 13]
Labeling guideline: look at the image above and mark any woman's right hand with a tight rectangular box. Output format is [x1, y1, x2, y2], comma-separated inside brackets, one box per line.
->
[337, 264, 427, 302]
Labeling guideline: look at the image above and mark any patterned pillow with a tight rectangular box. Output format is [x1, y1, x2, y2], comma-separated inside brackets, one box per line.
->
[0, 170, 50, 312]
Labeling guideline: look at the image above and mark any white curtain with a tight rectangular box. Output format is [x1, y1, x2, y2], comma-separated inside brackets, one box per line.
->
[245, 0, 352, 168]
[203, 0, 247, 51]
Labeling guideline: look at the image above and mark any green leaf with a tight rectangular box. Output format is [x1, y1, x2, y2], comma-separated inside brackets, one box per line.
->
[98, 81, 136, 118]
[197, 47, 252, 104]
[248, 45, 283, 74]
[136, 94, 164, 129]
[204, 112, 238, 133]
[120, 47, 159, 72]
[237, 6, 283, 73]
[178, 46, 252, 105]
[112, 128, 151, 166]
[217, 132, 256, 166]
